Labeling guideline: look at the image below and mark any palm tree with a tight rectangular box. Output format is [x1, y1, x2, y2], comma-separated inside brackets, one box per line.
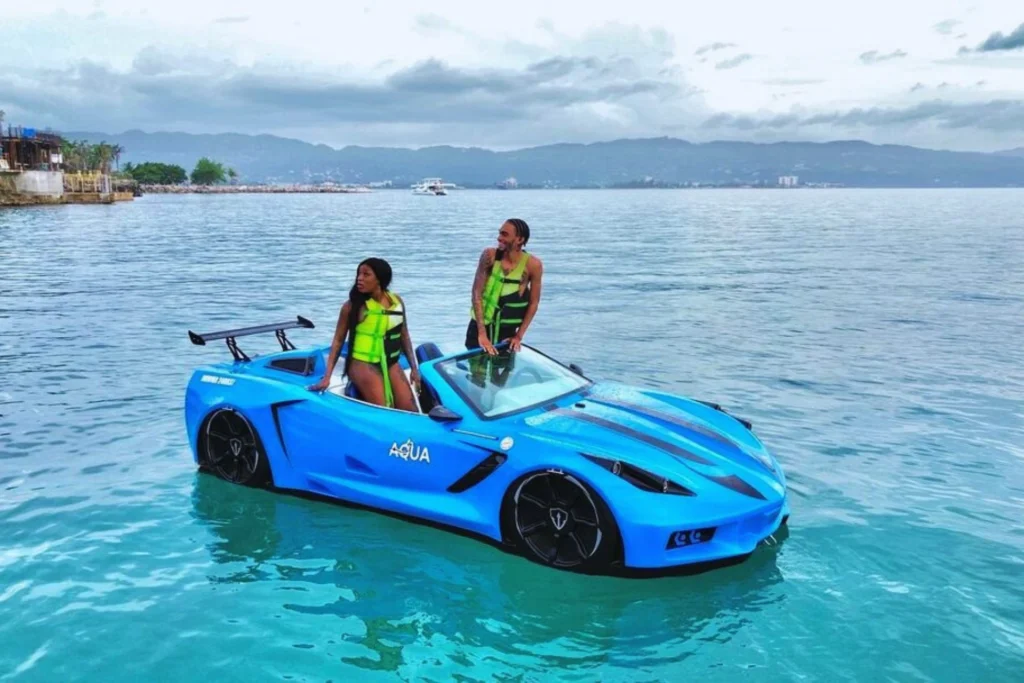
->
[82, 140, 98, 171]
[61, 140, 82, 172]
[97, 142, 113, 174]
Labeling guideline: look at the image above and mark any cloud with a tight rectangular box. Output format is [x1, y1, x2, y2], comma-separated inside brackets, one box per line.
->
[909, 81, 988, 92]
[536, 18, 556, 34]
[413, 13, 461, 34]
[410, 12, 485, 43]
[3, 16, 1018, 153]
[214, 16, 250, 25]
[968, 22, 1024, 52]
[695, 42, 735, 55]
[761, 77, 826, 86]
[934, 19, 961, 36]
[860, 49, 908, 64]
[0, 32, 705, 149]
[771, 91, 806, 101]
[913, 80, 991, 92]
[703, 99, 1024, 134]
[715, 53, 753, 70]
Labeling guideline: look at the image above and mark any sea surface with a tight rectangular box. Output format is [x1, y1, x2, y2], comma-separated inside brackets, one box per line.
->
[1, 189, 1022, 682]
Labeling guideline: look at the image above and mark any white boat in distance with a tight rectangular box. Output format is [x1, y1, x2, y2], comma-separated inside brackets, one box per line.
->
[411, 178, 454, 195]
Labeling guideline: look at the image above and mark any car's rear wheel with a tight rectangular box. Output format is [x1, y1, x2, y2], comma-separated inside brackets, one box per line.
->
[200, 408, 272, 487]
[507, 470, 619, 571]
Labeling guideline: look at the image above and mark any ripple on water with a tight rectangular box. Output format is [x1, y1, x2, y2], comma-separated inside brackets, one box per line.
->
[1, 190, 1023, 681]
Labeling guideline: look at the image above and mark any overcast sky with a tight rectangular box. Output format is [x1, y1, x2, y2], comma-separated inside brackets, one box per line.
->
[2, 1, 1023, 151]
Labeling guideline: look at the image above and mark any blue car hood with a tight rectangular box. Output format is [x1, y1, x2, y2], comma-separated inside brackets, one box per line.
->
[518, 383, 786, 504]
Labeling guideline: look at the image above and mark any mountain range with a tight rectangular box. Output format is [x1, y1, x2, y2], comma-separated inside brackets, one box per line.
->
[63, 129, 1024, 188]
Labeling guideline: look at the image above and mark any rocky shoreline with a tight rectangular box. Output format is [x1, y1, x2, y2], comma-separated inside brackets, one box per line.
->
[140, 183, 372, 194]
[0, 191, 64, 206]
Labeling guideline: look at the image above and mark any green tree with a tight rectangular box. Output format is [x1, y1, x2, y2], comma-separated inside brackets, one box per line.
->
[61, 140, 85, 171]
[59, 139, 121, 173]
[165, 164, 188, 185]
[128, 162, 187, 185]
[190, 157, 227, 185]
[94, 141, 113, 174]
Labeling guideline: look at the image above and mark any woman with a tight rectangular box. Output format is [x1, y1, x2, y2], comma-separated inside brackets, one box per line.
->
[309, 257, 420, 412]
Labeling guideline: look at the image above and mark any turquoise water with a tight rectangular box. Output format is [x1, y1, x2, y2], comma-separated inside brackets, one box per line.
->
[1, 189, 1023, 681]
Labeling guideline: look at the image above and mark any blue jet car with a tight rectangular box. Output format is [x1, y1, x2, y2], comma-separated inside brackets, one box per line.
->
[184, 316, 790, 576]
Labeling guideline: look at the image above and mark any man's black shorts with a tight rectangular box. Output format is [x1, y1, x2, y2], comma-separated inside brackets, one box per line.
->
[465, 320, 480, 349]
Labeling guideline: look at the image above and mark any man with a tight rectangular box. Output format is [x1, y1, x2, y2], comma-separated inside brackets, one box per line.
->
[467, 218, 543, 354]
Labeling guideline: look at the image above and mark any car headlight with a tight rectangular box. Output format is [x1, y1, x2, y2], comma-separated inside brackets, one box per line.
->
[582, 454, 695, 496]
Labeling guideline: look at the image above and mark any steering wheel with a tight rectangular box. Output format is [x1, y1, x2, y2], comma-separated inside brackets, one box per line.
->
[518, 367, 545, 383]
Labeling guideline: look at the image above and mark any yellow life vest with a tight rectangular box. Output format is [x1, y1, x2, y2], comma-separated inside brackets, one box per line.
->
[351, 292, 405, 406]
[472, 250, 530, 342]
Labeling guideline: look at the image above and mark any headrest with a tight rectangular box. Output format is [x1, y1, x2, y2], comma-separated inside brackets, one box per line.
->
[415, 342, 443, 364]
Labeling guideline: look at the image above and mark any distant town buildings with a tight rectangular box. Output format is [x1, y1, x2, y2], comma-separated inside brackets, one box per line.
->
[778, 175, 799, 187]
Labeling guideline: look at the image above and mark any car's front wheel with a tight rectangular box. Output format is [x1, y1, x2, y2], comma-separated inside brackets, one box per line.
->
[507, 470, 619, 571]
[199, 407, 272, 487]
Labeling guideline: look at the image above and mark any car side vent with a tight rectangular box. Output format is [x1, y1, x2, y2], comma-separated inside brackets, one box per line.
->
[448, 452, 507, 493]
[582, 453, 695, 496]
[269, 356, 315, 376]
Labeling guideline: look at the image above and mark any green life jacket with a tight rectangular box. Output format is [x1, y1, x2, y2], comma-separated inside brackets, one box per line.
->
[351, 292, 405, 407]
[473, 250, 530, 342]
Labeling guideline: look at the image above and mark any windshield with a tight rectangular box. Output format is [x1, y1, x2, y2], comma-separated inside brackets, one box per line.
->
[434, 346, 591, 419]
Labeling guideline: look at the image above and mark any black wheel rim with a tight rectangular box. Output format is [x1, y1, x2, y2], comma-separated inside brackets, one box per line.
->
[514, 472, 603, 567]
[204, 409, 260, 484]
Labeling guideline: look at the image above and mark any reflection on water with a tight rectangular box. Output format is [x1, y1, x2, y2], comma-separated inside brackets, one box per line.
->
[189, 473, 788, 676]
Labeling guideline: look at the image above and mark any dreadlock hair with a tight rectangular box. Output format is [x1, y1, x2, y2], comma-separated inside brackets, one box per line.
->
[496, 218, 530, 260]
[343, 257, 392, 378]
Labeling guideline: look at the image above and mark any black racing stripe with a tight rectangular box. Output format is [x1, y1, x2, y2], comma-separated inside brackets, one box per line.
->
[552, 408, 713, 466]
[554, 407, 768, 500]
[586, 396, 780, 477]
[707, 474, 766, 500]
[585, 396, 740, 450]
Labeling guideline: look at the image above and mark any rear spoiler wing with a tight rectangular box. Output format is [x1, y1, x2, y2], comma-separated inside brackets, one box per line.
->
[188, 315, 315, 362]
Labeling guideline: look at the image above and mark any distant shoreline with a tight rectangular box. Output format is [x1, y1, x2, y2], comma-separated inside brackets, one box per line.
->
[133, 183, 1024, 194]
[140, 184, 371, 194]
[55, 130, 1024, 189]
